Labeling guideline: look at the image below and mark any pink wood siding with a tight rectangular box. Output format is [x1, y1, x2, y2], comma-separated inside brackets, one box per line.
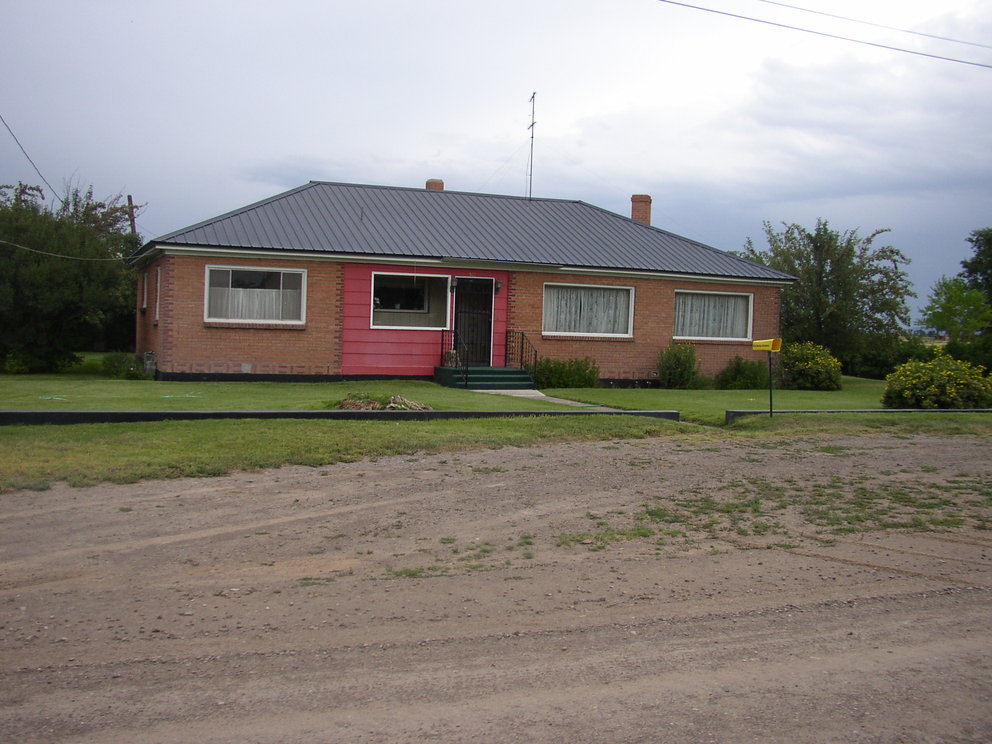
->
[341, 263, 509, 376]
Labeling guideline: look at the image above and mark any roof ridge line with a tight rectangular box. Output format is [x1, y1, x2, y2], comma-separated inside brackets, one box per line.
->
[306, 179, 585, 206]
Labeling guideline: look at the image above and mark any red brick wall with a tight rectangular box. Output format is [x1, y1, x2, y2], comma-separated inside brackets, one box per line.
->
[136, 254, 782, 379]
[507, 271, 783, 378]
[138, 255, 343, 376]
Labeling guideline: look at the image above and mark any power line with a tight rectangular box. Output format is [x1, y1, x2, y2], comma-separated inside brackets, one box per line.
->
[0, 238, 125, 262]
[0, 111, 62, 200]
[754, 0, 992, 51]
[655, 0, 992, 70]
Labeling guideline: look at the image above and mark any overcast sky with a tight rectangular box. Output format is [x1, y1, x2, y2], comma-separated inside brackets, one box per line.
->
[3, 0, 990, 319]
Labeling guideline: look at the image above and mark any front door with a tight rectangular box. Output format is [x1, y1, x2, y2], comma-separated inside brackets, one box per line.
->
[454, 278, 494, 365]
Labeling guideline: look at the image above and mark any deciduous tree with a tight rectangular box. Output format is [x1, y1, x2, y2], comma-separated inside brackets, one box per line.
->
[920, 275, 992, 342]
[960, 227, 992, 307]
[0, 183, 139, 372]
[742, 219, 913, 368]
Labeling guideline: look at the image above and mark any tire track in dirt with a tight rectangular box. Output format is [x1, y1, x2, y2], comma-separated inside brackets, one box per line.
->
[3, 434, 991, 743]
[0, 493, 431, 588]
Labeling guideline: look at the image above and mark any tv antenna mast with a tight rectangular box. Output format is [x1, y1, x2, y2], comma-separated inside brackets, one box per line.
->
[526, 92, 536, 199]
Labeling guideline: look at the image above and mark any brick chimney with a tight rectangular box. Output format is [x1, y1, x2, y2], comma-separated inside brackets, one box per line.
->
[631, 194, 652, 225]
[426, 178, 444, 191]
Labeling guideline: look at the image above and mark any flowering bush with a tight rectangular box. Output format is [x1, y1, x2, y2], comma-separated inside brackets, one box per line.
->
[779, 342, 842, 391]
[882, 353, 992, 409]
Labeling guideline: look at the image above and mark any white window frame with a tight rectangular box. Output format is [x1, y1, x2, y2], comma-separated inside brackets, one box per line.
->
[370, 272, 451, 330]
[203, 265, 307, 325]
[673, 289, 753, 341]
[154, 266, 161, 321]
[542, 282, 635, 338]
[141, 272, 148, 310]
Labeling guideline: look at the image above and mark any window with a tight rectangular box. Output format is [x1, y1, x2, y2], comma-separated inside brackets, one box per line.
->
[543, 283, 633, 336]
[141, 272, 148, 310]
[154, 267, 161, 321]
[205, 267, 305, 323]
[371, 273, 449, 328]
[674, 291, 751, 340]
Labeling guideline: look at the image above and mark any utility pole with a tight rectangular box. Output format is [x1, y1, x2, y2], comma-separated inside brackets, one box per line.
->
[126, 195, 137, 236]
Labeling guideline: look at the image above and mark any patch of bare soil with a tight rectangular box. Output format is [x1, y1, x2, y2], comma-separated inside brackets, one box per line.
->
[2, 433, 991, 743]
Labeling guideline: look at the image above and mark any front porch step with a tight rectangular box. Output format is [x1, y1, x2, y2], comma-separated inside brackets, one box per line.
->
[434, 366, 535, 390]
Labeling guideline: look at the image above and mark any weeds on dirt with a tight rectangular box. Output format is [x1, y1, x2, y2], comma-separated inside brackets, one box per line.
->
[387, 566, 450, 579]
[552, 472, 992, 554]
[384, 531, 541, 578]
[556, 512, 655, 550]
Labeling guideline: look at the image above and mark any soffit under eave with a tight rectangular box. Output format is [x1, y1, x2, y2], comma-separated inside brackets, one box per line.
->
[148, 243, 795, 286]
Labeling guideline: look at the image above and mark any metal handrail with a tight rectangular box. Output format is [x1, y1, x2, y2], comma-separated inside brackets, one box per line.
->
[440, 329, 470, 387]
[506, 330, 538, 373]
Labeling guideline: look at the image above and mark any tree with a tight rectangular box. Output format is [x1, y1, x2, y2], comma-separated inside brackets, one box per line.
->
[742, 219, 913, 367]
[0, 183, 140, 372]
[920, 275, 992, 342]
[960, 227, 992, 307]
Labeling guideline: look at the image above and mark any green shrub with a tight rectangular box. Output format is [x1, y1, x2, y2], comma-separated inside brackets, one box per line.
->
[101, 352, 150, 380]
[846, 335, 936, 379]
[882, 353, 992, 409]
[779, 342, 842, 391]
[530, 356, 600, 388]
[657, 343, 704, 389]
[2, 352, 32, 374]
[945, 335, 992, 372]
[715, 355, 769, 390]
[2, 350, 84, 374]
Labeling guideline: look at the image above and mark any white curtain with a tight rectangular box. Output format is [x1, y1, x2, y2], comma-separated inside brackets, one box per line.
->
[675, 292, 749, 338]
[544, 285, 630, 335]
[210, 288, 302, 321]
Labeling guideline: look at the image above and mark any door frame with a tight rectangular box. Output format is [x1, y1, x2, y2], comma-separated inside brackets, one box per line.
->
[452, 277, 495, 366]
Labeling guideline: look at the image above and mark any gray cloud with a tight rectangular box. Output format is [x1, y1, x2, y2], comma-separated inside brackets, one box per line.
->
[2, 0, 990, 317]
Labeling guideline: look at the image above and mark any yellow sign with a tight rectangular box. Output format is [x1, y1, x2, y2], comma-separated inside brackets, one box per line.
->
[752, 338, 782, 352]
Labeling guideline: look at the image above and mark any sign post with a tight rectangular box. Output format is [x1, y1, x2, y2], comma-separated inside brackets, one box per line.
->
[751, 339, 782, 417]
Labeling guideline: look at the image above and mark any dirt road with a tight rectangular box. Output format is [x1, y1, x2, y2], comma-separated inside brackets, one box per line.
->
[2, 433, 991, 743]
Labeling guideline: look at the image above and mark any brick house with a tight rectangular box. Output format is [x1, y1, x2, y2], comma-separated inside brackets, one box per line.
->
[131, 179, 794, 384]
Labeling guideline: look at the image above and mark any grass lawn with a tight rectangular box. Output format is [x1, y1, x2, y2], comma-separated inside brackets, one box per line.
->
[546, 376, 889, 425]
[0, 372, 887, 421]
[0, 376, 570, 412]
[0, 415, 685, 491]
[2, 367, 991, 492]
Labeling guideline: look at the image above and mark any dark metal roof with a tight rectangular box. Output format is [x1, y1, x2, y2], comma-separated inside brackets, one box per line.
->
[139, 181, 794, 283]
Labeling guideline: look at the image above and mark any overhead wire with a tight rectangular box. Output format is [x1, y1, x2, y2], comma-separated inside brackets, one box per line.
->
[0, 116, 126, 262]
[754, 0, 992, 50]
[0, 238, 127, 262]
[0, 111, 62, 201]
[655, 0, 992, 70]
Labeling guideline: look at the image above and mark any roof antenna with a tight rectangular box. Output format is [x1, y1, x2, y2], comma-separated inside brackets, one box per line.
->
[526, 92, 536, 199]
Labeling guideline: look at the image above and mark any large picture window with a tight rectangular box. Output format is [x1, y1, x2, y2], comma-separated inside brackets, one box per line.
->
[372, 273, 449, 329]
[674, 291, 751, 340]
[543, 283, 633, 336]
[206, 267, 305, 323]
